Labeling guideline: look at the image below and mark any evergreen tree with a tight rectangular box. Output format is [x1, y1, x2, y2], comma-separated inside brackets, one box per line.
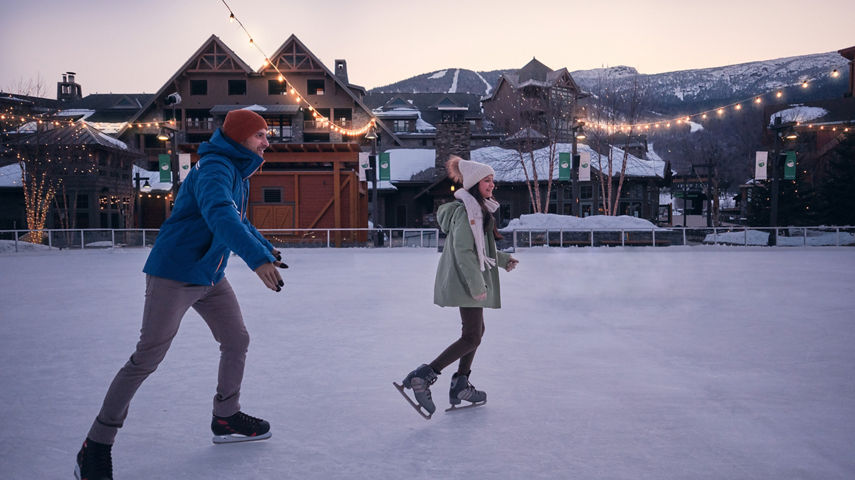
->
[817, 136, 855, 225]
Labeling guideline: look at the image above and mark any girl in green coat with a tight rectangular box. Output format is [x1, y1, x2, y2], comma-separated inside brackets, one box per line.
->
[397, 156, 518, 418]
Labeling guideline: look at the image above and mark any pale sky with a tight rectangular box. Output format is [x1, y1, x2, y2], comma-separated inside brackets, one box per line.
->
[2, 0, 852, 96]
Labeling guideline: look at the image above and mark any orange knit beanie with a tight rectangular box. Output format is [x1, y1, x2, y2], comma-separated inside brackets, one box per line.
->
[222, 109, 268, 143]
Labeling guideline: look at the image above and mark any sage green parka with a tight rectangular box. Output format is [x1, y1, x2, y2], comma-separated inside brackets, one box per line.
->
[434, 201, 510, 308]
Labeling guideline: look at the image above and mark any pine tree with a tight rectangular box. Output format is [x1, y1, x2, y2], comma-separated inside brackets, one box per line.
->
[817, 136, 855, 225]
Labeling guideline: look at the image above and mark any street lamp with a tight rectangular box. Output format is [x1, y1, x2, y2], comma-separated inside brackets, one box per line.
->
[365, 126, 381, 246]
[768, 116, 797, 244]
[571, 120, 586, 217]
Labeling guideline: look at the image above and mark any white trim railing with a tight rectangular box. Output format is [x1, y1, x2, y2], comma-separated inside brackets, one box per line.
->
[3, 226, 853, 253]
[504, 226, 855, 248]
[0, 228, 441, 252]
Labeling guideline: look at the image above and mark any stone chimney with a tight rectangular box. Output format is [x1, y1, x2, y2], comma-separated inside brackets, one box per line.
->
[435, 119, 471, 171]
[334, 60, 349, 84]
[57, 71, 82, 102]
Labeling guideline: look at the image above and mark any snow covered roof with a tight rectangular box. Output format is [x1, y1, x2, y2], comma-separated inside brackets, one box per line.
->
[132, 165, 172, 191]
[385, 149, 437, 181]
[770, 105, 828, 125]
[0, 163, 22, 187]
[471, 143, 666, 181]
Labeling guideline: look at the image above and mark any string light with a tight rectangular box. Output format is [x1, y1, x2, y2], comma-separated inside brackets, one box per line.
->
[219, 0, 376, 137]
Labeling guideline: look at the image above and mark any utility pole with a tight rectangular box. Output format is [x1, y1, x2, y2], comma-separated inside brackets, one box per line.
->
[571, 120, 585, 216]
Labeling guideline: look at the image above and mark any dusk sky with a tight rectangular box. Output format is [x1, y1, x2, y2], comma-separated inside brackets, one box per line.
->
[2, 0, 852, 96]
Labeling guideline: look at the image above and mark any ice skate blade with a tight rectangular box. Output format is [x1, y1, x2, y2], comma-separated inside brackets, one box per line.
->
[393, 382, 433, 420]
[445, 400, 486, 413]
[212, 431, 272, 444]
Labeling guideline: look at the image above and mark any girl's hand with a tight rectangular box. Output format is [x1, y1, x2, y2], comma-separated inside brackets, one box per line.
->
[473, 292, 487, 301]
[506, 257, 519, 272]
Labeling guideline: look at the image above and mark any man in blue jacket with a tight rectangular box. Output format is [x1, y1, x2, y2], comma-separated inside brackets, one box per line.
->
[76, 109, 285, 480]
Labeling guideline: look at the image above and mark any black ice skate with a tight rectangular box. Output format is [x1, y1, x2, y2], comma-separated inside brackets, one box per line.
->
[74, 438, 113, 480]
[211, 411, 272, 444]
[445, 371, 487, 412]
[394, 363, 438, 419]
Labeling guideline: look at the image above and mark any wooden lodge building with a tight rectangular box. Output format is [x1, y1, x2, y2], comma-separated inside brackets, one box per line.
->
[118, 34, 401, 245]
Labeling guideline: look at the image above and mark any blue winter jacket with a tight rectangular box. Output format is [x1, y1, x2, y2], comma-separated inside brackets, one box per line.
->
[143, 129, 275, 285]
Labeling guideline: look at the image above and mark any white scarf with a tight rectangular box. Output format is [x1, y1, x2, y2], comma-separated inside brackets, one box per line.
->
[454, 189, 500, 271]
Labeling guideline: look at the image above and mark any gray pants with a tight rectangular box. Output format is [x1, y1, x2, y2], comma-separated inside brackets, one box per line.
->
[88, 275, 249, 445]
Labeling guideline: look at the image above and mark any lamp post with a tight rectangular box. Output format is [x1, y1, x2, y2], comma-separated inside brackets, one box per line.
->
[767, 117, 797, 244]
[365, 127, 380, 246]
[571, 120, 586, 217]
[133, 171, 151, 228]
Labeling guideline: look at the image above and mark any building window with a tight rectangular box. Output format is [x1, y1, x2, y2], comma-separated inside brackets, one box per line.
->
[333, 108, 351, 127]
[393, 120, 409, 132]
[268, 79, 288, 95]
[307, 79, 325, 95]
[581, 185, 593, 199]
[190, 80, 207, 95]
[263, 188, 282, 203]
[267, 116, 292, 141]
[228, 79, 246, 95]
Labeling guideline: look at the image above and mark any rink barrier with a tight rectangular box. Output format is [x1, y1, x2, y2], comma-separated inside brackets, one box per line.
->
[0, 228, 440, 252]
[2, 226, 854, 253]
[505, 226, 855, 249]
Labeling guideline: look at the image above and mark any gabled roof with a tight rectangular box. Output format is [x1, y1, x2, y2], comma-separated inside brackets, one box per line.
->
[482, 60, 583, 102]
[431, 96, 468, 111]
[518, 58, 552, 83]
[18, 122, 141, 154]
[119, 35, 254, 136]
[259, 35, 400, 144]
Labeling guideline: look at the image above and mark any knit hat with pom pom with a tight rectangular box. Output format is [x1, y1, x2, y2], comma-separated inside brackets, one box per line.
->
[446, 155, 495, 190]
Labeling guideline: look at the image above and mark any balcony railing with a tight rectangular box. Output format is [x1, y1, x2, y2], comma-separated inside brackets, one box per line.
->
[185, 118, 215, 132]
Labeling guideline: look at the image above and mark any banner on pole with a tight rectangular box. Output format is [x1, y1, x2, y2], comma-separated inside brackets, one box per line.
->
[783, 151, 796, 180]
[178, 154, 191, 182]
[755, 151, 768, 181]
[358, 152, 369, 181]
[158, 154, 172, 183]
[578, 152, 591, 182]
[379, 152, 390, 181]
[558, 152, 571, 181]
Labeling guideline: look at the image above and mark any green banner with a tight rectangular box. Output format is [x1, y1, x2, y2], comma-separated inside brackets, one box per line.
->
[558, 152, 571, 181]
[379, 152, 390, 181]
[158, 154, 172, 183]
[783, 151, 796, 180]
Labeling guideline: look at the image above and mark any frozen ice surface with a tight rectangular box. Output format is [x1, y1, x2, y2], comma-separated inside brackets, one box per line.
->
[1, 247, 854, 479]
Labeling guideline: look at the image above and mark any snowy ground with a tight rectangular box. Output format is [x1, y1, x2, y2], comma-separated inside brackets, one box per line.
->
[2, 247, 855, 479]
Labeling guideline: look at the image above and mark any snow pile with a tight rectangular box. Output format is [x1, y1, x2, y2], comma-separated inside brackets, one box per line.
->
[500, 213, 663, 232]
[0, 239, 55, 254]
[428, 70, 447, 80]
[704, 229, 855, 246]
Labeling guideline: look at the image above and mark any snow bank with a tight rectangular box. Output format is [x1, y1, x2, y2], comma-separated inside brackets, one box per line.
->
[0, 239, 56, 254]
[704, 229, 855, 246]
[500, 213, 663, 231]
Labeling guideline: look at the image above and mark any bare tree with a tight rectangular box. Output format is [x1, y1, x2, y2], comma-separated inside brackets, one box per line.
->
[585, 72, 648, 215]
[5, 73, 48, 98]
[498, 82, 579, 213]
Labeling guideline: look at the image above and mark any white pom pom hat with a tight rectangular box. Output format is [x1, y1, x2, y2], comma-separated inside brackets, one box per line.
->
[446, 155, 495, 190]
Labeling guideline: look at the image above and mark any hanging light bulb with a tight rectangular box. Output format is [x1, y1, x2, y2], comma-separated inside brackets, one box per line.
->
[831, 69, 840, 78]
[776, 90, 783, 98]
[754, 96, 762, 104]
[229, 12, 235, 23]
[802, 80, 808, 88]
[278, 74, 285, 83]
[249, 38, 254, 47]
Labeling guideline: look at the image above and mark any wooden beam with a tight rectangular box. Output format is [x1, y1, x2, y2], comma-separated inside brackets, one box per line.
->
[333, 161, 341, 246]
[306, 176, 352, 229]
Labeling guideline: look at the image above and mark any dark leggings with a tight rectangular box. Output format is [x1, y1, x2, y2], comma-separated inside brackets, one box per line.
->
[429, 307, 485, 376]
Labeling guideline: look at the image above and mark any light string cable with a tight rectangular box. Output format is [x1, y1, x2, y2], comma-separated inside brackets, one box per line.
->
[219, 0, 375, 137]
[585, 66, 851, 134]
